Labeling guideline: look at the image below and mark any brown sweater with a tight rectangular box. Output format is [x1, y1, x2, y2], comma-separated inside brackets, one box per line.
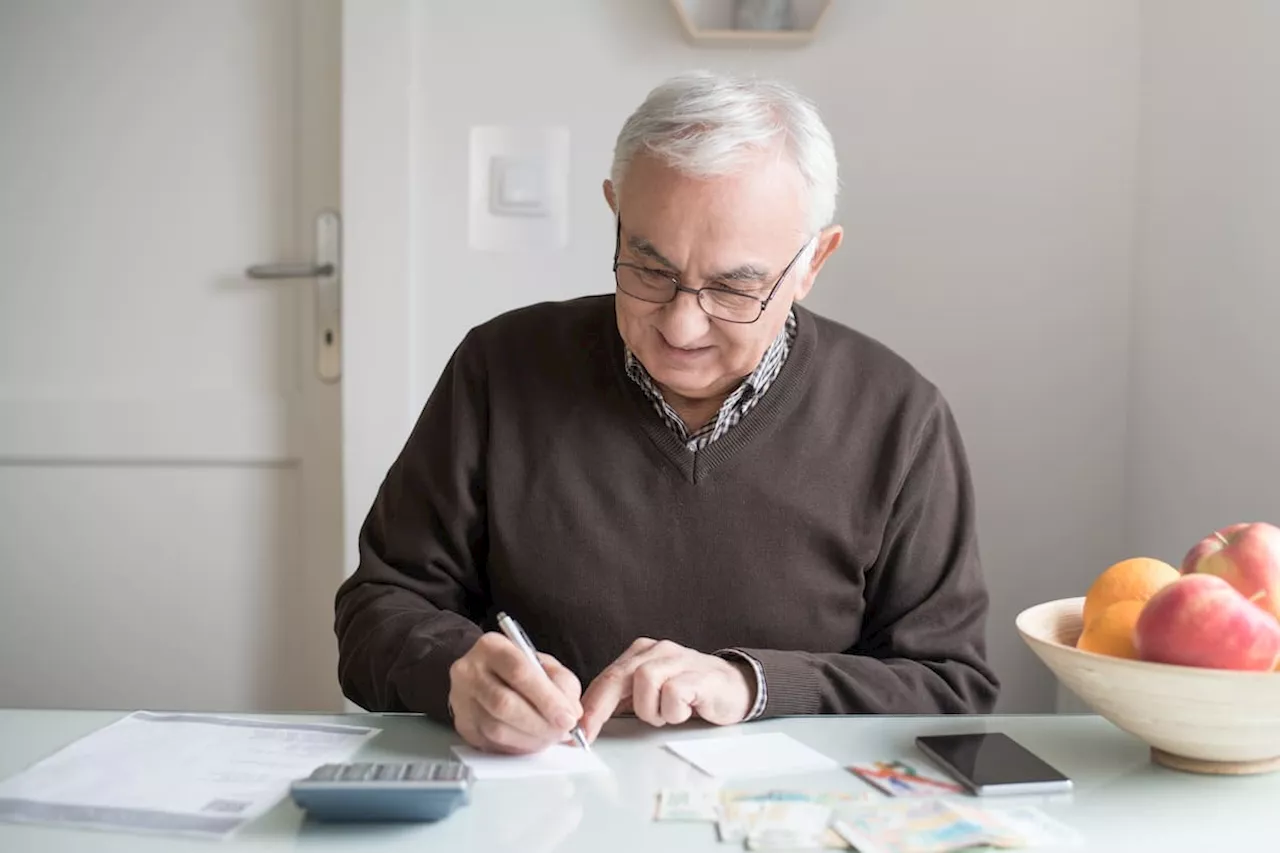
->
[334, 295, 1000, 723]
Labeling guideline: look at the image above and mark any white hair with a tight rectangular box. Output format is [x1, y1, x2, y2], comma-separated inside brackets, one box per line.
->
[610, 71, 839, 236]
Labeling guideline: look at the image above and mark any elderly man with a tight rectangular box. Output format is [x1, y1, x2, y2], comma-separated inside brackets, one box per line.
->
[335, 71, 999, 755]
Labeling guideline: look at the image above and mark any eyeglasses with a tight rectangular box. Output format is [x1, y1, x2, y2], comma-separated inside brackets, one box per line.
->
[611, 218, 814, 325]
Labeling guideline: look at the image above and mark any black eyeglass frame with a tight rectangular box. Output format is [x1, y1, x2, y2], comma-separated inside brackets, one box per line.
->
[611, 217, 814, 325]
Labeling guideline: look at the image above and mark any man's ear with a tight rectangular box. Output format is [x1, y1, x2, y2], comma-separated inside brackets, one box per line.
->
[603, 179, 617, 214]
[793, 225, 843, 302]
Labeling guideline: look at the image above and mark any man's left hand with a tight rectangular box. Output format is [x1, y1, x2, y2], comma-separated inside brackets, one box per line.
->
[578, 638, 754, 741]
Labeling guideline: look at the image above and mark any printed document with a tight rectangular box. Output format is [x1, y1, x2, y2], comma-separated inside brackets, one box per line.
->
[0, 711, 379, 838]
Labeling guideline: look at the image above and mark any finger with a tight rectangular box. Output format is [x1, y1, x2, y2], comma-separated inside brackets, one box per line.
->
[578, 640, 657, 740]
[537, 653, 583, 710]
[453, 690, 554, 756]
[619, 636, 660, 660]
[471, 707, 556, 755]
[488, 646, 580, 733]
[614, 640, 687, 724]
[579, 664, 633, 741]
[582, 640, 683, 735]
[659, 672, 701, 725]
[474, 670, 567, 742]
[631, 656, 687, 726]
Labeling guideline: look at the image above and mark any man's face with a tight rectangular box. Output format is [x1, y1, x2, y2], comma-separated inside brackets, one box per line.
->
[606, 152, 836, 406]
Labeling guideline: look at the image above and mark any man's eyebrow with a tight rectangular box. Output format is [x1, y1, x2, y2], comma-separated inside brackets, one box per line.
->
[708, 263, 772, 284]
[627, 235, 678, 270]
[627, 234, 772, 283]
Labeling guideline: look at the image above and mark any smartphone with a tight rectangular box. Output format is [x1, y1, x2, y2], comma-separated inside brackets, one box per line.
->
[914, 733, 1073, 796]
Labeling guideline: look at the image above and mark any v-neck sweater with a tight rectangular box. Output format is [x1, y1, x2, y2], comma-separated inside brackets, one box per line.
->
[335, 294, 1000, 723]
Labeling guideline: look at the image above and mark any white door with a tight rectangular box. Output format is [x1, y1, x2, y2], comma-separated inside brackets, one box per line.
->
[0, 0, 344, 712]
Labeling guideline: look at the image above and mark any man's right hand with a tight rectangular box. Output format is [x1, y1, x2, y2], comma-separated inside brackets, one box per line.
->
[447, 632, 584, 755]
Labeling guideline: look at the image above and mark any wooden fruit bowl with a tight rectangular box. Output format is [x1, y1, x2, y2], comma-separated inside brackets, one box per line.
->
[1016, 597, 1280, 775]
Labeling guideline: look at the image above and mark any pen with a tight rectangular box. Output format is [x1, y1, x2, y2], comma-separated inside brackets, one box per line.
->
[495, 611, 591, 751]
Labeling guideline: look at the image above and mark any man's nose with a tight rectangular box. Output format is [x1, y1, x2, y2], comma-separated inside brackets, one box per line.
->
[658, 288, 710, 346]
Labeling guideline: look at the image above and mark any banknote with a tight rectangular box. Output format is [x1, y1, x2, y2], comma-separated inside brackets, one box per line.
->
[747, 825, 832, 851]
[725, 788, 867, 847]
[723, 788, 874, 807]
[718, 801, 768, 842]
[742, 802, 834, 851]
[830, 798, 1082, 853]
[654, 787, 863, 847]
[961, 804, 1083, 848]
[831, 798, 1013, 853]
[717, 801, 836, 847]
[848, 759, 966, 797]
[653, 787, 721, 821]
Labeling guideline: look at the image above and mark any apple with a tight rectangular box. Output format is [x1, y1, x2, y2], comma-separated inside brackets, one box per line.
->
[1182, 522, 1280, 621]
[1179, 523, 1250, 573]
[1134, 574, 1280, 671]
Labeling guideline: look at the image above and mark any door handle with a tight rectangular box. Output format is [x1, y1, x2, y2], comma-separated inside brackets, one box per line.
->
[245, 262, 334, 279]
[245, 210, 341, 383]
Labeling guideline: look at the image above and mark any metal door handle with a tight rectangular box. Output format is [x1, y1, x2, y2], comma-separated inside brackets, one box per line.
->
[244, 210, 341, 383]
[246, 262, 335, 279]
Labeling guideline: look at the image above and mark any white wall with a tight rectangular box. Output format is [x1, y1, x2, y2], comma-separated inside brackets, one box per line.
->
[1126, 1, 1280, 558]
[410, 0, 1142, 713]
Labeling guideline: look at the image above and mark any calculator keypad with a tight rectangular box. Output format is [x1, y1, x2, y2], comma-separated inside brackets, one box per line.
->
[339, 764, 374, 780]
[308, 762, 468, 784]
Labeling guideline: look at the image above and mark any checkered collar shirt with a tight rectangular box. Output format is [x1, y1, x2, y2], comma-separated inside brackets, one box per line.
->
[623, 310, 798, 453]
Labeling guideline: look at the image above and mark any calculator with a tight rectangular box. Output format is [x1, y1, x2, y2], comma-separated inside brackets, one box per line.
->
[289, 761, 472, 823]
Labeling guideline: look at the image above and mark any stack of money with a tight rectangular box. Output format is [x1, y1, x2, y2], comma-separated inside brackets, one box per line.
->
[654, 786, 1080, 851]
[830, 798, 1082, 852]
[654, 788, 872, 850]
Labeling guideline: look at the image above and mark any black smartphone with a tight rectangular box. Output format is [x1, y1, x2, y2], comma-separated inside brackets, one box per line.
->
[914, 733, 1073, 796]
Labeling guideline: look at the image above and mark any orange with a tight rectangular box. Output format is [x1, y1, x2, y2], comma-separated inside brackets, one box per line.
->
[1082, 557, 1180, 627]
[1076, 599, 1146, 659]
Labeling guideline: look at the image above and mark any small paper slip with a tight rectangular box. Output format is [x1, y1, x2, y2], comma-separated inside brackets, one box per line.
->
[0, 711, 379, 839]
[450, 743, 609, 779]
[664, 733, 840, 779]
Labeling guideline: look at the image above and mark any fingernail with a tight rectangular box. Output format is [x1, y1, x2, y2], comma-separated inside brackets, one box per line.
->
[556, 712, 576, 730]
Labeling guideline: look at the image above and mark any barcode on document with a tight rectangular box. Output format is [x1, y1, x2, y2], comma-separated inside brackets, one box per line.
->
[202, 798, 252, 814]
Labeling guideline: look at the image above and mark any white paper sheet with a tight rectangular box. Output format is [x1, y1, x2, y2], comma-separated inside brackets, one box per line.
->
[451, 743, 609, 779]
[0, 711, 379, 838]
[664, 733, 839, 779]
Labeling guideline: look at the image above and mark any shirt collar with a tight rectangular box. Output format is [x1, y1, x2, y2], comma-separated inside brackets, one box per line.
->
[623, 309, 796, 393]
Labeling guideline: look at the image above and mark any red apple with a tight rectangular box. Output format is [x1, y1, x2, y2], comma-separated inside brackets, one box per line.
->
[1179, 523, 1250, 573]
[1184, 522, 1280, 621]
[1134, 574, 1280, 670]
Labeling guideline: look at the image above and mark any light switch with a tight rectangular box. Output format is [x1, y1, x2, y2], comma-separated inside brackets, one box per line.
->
[490, 157, 549, 217]
[469, 125, 569, 252]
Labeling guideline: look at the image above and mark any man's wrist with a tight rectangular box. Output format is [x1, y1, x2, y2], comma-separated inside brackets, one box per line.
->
[714, 649, 768, 721]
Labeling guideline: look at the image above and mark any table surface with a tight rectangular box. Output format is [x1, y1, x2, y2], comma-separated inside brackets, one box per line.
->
[1, 709, 1274, 851]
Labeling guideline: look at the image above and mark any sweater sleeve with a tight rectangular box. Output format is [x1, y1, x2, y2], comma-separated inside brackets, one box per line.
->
[735, 393, 1000, 716]
[333, 333, 489, 724]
